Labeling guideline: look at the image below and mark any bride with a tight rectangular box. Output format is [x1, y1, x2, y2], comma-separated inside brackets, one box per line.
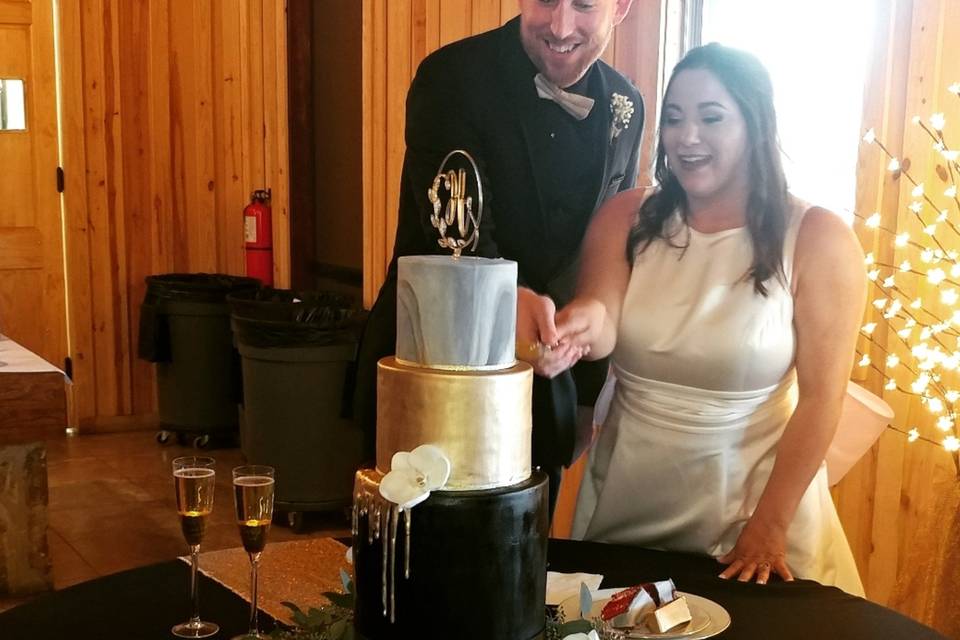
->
[555, 43, 865, 595]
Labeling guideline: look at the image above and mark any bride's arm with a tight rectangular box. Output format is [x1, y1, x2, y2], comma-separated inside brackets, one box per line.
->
[555, 188, 644, 360]
[719, 207, 866, 583]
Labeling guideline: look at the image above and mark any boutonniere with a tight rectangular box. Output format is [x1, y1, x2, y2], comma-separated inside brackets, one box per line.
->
[610, 93, 635, 142]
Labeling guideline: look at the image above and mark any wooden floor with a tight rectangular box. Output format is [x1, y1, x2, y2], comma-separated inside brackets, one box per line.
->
[0, 430, 350, 612]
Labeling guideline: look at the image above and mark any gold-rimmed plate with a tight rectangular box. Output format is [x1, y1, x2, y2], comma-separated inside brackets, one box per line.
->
[559, 588, 731, 640]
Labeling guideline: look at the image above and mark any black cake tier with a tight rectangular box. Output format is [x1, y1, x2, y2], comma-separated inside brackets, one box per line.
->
[353, 471, 548, 640]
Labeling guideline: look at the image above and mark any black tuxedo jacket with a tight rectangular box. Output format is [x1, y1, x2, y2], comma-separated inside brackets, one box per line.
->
[355, 18, 644, 468]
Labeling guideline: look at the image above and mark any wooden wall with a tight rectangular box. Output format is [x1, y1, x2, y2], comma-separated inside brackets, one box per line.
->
[361, 0, 667, 307]
[835, 0, 959, 635]
[58, 0, 289, 428]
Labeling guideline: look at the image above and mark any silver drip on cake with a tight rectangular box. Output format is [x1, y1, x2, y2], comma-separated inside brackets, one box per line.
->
[352, 469, 412, 624]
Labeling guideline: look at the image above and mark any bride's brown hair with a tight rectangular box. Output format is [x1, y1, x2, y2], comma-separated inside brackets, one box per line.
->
[626, 43, 789, 296]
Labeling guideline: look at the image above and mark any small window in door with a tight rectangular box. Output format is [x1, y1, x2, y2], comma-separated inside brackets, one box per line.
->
[0, 79, 26, 131]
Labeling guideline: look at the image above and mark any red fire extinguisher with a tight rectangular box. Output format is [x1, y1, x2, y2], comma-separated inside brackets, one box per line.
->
[244, 189, 273, 286]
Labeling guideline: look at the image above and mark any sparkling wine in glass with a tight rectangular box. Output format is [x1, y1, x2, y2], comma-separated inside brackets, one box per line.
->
[172, 456, 219, 638]
[232, 465, 275, 640]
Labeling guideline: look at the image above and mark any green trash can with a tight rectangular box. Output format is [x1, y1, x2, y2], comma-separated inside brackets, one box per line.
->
[138, 273, 260, 447]
[229, 289, 365, 529]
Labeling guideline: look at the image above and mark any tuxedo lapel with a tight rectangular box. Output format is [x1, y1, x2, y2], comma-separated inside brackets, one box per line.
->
[591, 68, 614, 213]
[592, 65, 633, 212]
[497, 21, 552, 231]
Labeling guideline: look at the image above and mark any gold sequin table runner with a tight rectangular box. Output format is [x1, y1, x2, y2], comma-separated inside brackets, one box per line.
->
[181, 537, 352, 624]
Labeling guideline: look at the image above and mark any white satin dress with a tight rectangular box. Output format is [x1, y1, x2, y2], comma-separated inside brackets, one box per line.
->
[571, 197, 864, 596]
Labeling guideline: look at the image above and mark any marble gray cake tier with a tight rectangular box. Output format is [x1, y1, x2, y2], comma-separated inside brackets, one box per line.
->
[397, 255, 517, 369]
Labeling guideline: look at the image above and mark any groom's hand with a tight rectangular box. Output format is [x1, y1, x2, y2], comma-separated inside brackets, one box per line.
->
[516, 287, 582, 378]
[517, 286, 559, 348]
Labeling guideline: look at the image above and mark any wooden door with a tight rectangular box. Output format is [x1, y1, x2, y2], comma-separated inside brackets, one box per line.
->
[0, 0, 66, 367]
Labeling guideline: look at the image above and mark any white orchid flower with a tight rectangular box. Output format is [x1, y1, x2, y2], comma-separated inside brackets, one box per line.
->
[379, 444, 451, 509]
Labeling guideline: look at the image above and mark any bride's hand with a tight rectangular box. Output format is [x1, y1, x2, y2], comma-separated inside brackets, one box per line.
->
[718, 516, 794, 584]
[555, 298, 605, 351]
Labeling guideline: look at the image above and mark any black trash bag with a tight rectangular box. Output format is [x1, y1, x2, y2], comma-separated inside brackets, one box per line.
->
[228, 288, 364, 349]
[138, 273, 261, 362]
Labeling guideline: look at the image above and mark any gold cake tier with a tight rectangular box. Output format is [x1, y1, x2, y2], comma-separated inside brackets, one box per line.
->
[376, 356, 532, 490]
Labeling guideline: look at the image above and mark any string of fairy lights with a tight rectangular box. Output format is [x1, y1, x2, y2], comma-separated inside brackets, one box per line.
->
[856, 81, 960, 455]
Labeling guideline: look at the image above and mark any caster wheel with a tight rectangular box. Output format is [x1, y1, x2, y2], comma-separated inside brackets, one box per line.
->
[287, 511, 305, 533]
[156, 431, 173, 445]
[193, 434, 211, 449]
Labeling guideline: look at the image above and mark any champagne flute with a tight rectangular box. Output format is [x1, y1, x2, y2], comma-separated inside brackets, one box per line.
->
[172, 456, 219, 638]
[232, 465, 275, 640]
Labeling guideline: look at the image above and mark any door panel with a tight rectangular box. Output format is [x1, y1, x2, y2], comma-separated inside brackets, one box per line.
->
[0, 0, 66, 366]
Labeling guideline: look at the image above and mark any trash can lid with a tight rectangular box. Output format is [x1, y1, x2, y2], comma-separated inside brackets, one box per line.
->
[145, 273, 261, 303]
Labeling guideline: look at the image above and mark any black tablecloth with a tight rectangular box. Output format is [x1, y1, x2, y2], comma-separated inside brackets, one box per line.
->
[548, 539, 948, 640]
[0, 539, 947, 639]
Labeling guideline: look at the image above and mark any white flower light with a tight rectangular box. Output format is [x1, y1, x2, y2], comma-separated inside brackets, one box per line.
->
[912, 184, 925, 198]
[886, 354, 900, 368]
[900, 260, 911, 272]
[896, 232, 910, 247]
[947, 390, 960, 403]
[946, 186, 958, 198]
[930, 113, 946, 131]
[928, 397, 944, 413]
[928, 268, 947, 285]
[888, 158, 901, 172]
[944, 436, 960, 452]
[862, 128, 876, 144]
[949, 83, 960, 95]
[912, 373, 931, 394]
[924, 224, 937, 235]
[867, 269, 880, 281]
[937, 416, 955, 431]
[921, 249, 935, 263]
[882, 276, 896, 288]
[865, 213, 881, 228]
[858, 354, 871, 367]
[909, 201, 924, 214]
[885, 379, 898, 391]
[907, 428, 920, 442]
[942, 289, 959, 306]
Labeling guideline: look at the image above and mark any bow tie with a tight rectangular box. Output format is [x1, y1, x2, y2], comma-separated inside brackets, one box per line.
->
[534, 73, 595, 120]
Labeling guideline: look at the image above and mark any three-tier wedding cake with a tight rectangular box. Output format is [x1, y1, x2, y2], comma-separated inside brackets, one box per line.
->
[352, 254, 549, 640]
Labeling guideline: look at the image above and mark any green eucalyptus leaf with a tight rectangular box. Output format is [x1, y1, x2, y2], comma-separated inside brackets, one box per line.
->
[322, 591, 355, 609]
[328, 618, 348, 639]
[557, 618, 595, 635]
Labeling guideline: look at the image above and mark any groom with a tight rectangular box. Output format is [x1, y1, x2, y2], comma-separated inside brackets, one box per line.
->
[355, 0, 643, 515]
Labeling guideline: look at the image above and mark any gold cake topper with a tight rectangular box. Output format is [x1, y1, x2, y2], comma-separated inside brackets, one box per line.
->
[427, 149, 484, 258]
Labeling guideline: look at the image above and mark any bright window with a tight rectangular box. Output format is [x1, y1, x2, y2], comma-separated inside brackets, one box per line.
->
[698, 0, 876, 219]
